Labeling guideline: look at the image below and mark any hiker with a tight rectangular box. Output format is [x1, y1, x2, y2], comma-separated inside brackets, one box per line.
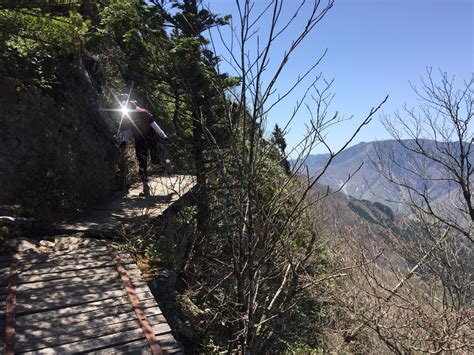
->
[118, 96, 168, 196]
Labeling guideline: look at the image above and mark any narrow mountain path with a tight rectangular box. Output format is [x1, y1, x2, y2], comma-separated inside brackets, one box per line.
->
[55, 175, 195, 234]
[0, 246, 180, 354]
[1, 175, 196, 354]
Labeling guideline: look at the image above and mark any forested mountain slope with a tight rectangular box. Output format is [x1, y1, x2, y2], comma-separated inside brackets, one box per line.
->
[309, 182, 410, 269]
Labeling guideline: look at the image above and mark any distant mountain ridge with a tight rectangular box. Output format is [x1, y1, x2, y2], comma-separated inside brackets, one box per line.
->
[299, 139, 465, 211]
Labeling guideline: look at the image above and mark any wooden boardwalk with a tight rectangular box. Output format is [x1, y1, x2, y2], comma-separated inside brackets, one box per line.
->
[56, 175, 195, 234]
[0, 245, 181, 354]
[1, 175, 196, 354]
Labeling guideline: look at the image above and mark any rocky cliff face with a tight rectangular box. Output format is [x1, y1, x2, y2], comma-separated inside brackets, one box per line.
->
[0, 66, 119, 219]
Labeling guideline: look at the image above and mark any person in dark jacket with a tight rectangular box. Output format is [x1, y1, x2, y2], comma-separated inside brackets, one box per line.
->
[118, 96, 167, 196]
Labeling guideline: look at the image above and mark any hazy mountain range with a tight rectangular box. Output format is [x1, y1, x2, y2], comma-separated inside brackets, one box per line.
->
[300, 139, 464, 212]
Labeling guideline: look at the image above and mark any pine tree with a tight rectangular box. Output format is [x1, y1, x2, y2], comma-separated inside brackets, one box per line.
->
[272, 124, 291, 175]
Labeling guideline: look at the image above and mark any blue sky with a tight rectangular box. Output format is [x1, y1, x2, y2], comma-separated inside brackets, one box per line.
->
[205, 0, 473, 154]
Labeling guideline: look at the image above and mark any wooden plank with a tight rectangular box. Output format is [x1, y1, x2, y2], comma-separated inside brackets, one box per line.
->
[15, 258, 134, 276]
[17, 311, 148, 343]
[16, 261, 117, 276]
[142, 306, 166, 321]
[15, 285, 129, 313]
[20, 266, 142, 289]
[6, 253, 133, 270]
[11, 247, 110, 262]
[0, 266, 116, 286]
[2, 264, 141, 286]
[16, 314, 139, 351]
[16, 312, 167, 352]
[125, 262, 147, 282]
[3, 272, 124, 294]
[13, 286, 154, 314]
[14, 277, 147, 301]
[150, 319, 172, 336]
[16, 298, 161, 332]
[1, 255, 136, 287]
[0, 261, 115, 294]
[6, 298, 159, 333]
[90, 339, 152, 354]
[55, 176, 195, 232]
[15, 293, 154, 323]
[7, 265, 141, 293]
[37, 245, 109, 257]
[162, 347, 183, 354]
[13, 287, 127, 315]
[16, 312, 166, 352]
[154, 333, 182, 354]
[15, 280, 126, 302]
[22, 327, 148, 354]
[0, 255, 115, 274]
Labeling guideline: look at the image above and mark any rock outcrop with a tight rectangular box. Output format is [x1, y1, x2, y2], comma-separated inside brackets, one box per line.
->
[0, 65, 119, 219]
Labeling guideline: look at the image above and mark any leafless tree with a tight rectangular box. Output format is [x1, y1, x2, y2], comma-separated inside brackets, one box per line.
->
[380, 69, 474, 242]
[341, 70, 474, 353]
[174, 0, 388, 352]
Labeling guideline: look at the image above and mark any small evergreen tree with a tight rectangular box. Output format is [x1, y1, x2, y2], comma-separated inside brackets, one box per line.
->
[271, 124, 291, 175]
